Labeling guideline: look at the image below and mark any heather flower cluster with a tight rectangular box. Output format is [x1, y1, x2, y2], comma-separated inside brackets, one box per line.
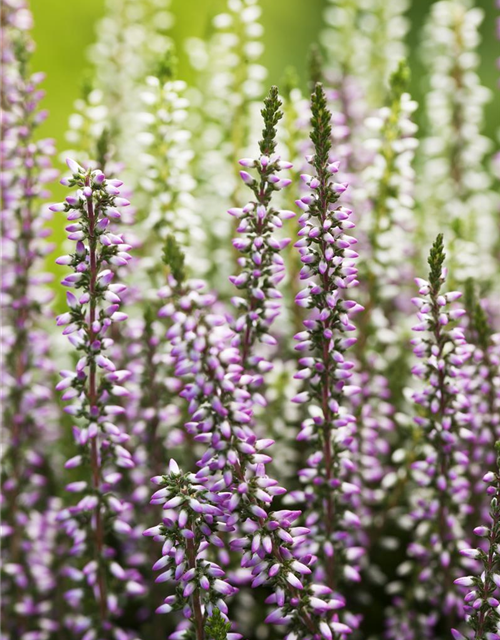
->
[230, 86, 293, 368]
[51, 160, 145, 636]
[2, 1, 499, 640]
[290, 85, 363, 618]
[387, 235, 474, 638]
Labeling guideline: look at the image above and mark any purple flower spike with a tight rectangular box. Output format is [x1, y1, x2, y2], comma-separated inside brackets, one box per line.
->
[55, 162, 141, 631]
[229, 86, 292, 372]
[290, 85, 363, 628]
[390, 234, 474, 637]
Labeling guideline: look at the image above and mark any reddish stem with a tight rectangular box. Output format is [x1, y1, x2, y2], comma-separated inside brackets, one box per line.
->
[186, 537, 204, 640]
[85, 175, 107, 623]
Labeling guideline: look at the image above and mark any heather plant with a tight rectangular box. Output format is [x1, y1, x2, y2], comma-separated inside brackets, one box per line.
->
[290, 83, 363, 617]
[387, 235, 474, 638]
[52, 160, 145, 636]
[2, 1, 500, 640]
[134, 51, 201, 279]
[88, 0, 174, 173]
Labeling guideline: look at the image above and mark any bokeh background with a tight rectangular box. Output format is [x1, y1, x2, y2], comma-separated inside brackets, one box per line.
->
[32, 0, 499, 154]
[30, 0, 499, 308]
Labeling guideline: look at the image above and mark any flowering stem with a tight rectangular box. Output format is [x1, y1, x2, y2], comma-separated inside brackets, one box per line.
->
[318, 110, 339, 589]
[293, 83, 363, 598]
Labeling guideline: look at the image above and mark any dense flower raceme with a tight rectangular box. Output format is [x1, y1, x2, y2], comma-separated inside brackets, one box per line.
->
[1, 2, 61, 637]
[146, 272, 351, 640]
[229, 85, 293, 369]
[387, 235, 474, 639]
[230, 83, 304, 492]
[288, 84, 364, 629]
[452, 443, 500, 640]
[52, 159, 145, 637]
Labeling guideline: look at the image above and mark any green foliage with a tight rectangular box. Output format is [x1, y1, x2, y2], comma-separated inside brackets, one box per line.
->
[259, 85, 283, 157]
[205, 608, 231, 640]
[162, 234, 186, 284]
[427, 233, 445, 291]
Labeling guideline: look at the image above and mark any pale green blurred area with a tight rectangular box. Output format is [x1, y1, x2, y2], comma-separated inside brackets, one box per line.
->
[31, 0, 499, 153]
[30, 0, 498, 304]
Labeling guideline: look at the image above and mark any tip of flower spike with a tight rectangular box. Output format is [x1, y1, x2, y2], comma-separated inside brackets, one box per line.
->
[427, 233, 446, 289]
[258, 85, 283, 157]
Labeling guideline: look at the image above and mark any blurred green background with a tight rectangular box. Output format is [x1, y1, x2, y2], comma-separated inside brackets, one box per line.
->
[31, 0, 499, 153]
[9, 3, 498, 634]
[30, 0, 498, 304]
